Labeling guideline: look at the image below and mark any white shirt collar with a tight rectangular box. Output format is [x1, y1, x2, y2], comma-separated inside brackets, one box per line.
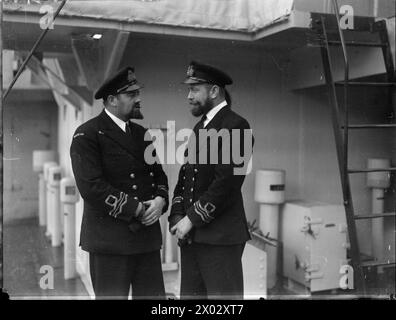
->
[204, 100, 227, 128]
[105, 108, 128, 132]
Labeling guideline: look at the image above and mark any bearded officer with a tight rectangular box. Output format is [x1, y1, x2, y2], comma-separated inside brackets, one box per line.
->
[70, 67, 168, 299]
[169, 61, 254, 299]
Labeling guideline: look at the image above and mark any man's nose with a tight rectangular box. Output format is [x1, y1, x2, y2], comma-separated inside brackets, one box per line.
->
[187, 91, 193, 100]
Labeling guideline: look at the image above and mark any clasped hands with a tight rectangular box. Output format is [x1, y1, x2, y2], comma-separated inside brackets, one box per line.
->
[134, 197, 193, 239]
[135, 196, 165, 226]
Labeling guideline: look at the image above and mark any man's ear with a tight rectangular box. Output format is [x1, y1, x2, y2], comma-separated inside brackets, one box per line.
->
[107, 95, 117, 107]
[209, 85, 220, 99]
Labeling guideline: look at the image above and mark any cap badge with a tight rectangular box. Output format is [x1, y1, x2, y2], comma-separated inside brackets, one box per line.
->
[128, 69, 135, 82]
[187, 65, 194, 77]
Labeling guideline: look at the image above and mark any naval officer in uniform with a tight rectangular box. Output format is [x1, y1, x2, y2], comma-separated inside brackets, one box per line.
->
[70, 67, 168, 299]
[169, 61, 254, 299]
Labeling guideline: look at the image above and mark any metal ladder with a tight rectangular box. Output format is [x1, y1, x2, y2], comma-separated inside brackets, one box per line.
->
[310, 1, 396, 294]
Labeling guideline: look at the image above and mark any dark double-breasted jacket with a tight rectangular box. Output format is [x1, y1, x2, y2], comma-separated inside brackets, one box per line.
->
[70, 110, 169, 255]
[169, 105, 253, 245]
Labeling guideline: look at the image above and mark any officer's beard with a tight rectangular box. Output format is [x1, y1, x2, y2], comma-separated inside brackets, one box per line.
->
[129, 102, 144, 120]
[191, 98, 213, 117]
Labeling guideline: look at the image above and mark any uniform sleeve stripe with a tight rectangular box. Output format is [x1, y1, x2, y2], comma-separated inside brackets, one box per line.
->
[114, 193, 128, 218]
[194, 203, 208, 220]
[111, 192, 125, 217]
[107, 192, 128, 218]
[193, 203, 208, 223]
[197, 201, 214, 220]
[194, 202, 211, 223]
[172, 196, 183, 205]
[196, 201, 214, 221]
[73, 133, 85, 138]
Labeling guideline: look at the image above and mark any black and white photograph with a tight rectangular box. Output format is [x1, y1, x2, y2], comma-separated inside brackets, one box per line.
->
[0, 0, 395, 306]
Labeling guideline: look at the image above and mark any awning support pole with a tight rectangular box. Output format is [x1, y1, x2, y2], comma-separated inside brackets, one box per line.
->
[2, 0, 68, 101]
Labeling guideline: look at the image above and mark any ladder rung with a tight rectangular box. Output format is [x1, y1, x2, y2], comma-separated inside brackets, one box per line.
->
[348, 168, 396, 174]
[354, 212, 396, 220]
[361, 260, 396, 268]
[345, 124, 396, 129]
[327, 40, 386, 47]
[336, 81, 396, 87]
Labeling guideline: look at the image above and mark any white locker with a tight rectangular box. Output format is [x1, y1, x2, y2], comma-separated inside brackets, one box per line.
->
[281, 201, 348, 292]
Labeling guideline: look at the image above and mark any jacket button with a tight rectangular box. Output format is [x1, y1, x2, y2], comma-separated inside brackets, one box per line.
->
[192, 177, 195, 181]
[133, 196, 138, 200]
[150, 172, 154, 176]
[189, 199, 193, 202]
[130, 173, 135, 178]
[183, 176, 186, 180]
[152, 183, 156, 187]
[132, 185, 138, 190]
[182, 187, 185, 190]
[190, 188, 193, 192]
[194, 169, 198, 173]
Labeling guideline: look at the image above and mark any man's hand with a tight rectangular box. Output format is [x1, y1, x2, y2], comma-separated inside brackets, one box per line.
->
[141, 196, 165, 226]
[169, 214, 184, 234]
[134, 202, 145, 219]
[170, 215, 193, 240]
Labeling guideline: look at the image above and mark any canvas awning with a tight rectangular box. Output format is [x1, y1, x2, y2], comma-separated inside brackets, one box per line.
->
[4, 0, 295, 37]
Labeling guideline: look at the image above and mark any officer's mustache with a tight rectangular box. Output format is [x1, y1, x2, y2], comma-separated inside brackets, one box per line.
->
[130, 102, 144, 119]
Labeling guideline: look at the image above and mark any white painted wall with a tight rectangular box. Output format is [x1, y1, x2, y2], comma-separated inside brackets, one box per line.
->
[2, 50, 48, 90]
[3, 50, 59, 223]
[3, 97, 58, 223]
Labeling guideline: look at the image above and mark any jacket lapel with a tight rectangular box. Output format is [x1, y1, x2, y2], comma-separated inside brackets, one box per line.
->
[98, 110, 144, 162]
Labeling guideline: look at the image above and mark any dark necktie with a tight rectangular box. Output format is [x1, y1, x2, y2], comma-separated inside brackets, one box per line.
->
[125, 121, 132, 135]
[185, 115, 207, 159]
[194, 115, 207, 133]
